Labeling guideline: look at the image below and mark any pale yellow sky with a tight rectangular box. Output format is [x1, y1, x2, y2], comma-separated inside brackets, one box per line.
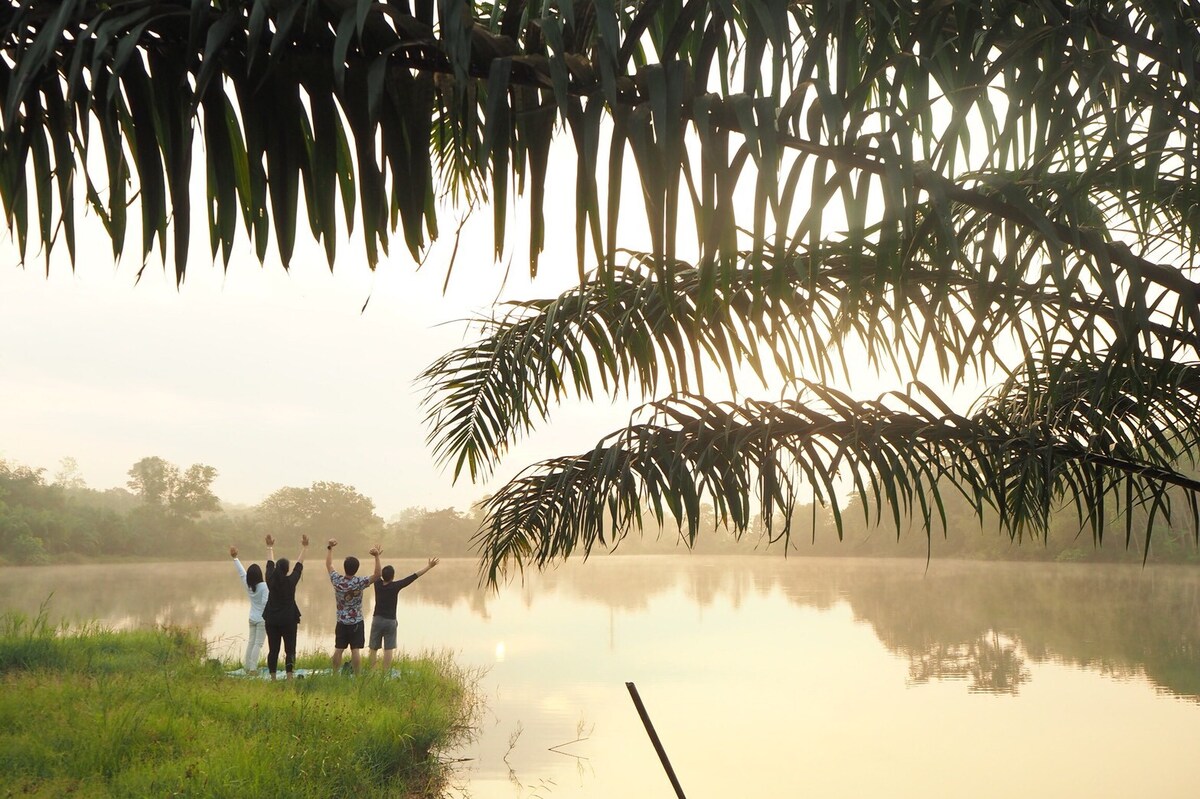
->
[0, 156, 627, 517]
[0, 131, 984, 519]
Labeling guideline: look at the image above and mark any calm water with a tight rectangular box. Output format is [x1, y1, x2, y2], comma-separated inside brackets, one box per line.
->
[2, 556, 1199, 797]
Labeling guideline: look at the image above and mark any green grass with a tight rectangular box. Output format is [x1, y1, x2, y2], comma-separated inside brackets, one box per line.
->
[0, 608, 477, 798]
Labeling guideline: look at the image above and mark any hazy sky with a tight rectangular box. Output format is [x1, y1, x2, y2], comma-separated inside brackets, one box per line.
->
[0, 186, 628, 519]
[0, 137, 982, 521]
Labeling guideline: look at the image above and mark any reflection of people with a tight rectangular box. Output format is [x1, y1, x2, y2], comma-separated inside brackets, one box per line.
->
[325, 539, 381, 676]
[229, 545, 269, 674]
[263, 534, 309, 680]
[368, 558, 439, 673]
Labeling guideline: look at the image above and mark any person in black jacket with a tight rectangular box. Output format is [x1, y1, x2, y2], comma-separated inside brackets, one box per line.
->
[263, 534, 309, 680]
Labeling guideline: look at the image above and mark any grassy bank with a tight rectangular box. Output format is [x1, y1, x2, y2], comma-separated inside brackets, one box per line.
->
[0, 611, 476, 798]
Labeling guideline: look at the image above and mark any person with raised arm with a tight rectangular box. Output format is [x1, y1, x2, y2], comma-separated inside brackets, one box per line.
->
[263, 534, 309, 680]
[325, 539, 381, 676]
[229, 544, 269, 674]
[367, 558, 439, 673]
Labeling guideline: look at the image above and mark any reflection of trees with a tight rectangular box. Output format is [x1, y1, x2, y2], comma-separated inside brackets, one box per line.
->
[841, 560, 1200, 701]
[0, 563, 230, 632]
[905, 631, 1031, 695]
[319, 556, 1200, 702]
[3, 556, 1199, 701]
[395, 556, 687, 614]
[531, 558, 684, 612]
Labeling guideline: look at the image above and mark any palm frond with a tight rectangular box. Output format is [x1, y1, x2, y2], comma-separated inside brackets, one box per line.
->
[9, 1, 1200, 583]
[4, 1, 1199, 281]
[421, 228, 1200, 483]
[477, 367, 1200, 586]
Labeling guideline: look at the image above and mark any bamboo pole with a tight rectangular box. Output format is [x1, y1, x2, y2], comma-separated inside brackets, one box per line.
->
[625, 681, 688, 799]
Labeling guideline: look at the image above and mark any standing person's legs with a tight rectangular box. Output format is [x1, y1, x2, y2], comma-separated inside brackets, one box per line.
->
[265, 623, 283, 679]
[367, 616, 387, 669]
[348, 620, 366, 675]
[371, 617, 398, 673]
[282, 624, 298, 678]
[245, 620, 267, 673]
[331, 621, 366, 675]
[331, 622, 350, 672]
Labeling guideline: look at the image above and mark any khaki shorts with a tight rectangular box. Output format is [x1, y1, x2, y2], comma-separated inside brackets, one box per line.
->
[369, 616, 397, 650]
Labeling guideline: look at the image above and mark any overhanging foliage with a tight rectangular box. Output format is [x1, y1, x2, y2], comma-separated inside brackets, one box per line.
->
[5, 1, 1200, 582]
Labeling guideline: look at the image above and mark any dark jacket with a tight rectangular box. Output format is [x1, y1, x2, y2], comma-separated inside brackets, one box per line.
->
[263, 561, 304, 626]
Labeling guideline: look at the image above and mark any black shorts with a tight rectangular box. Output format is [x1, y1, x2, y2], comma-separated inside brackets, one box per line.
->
[334, 620, 365, 650]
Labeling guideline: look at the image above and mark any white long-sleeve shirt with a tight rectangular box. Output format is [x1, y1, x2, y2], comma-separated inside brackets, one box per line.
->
[233, 558, 270, 623]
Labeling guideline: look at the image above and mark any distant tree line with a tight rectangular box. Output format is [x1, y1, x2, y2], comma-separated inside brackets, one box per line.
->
[570, 480, 1200, 564]
[792, 486, 1200, 564]
[0, 456, 485, 565]
[1, 456, 1195, 566]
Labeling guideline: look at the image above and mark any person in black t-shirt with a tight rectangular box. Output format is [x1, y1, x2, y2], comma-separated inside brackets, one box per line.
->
[368, 558, 439, 672]
[262, 534, 309, 680]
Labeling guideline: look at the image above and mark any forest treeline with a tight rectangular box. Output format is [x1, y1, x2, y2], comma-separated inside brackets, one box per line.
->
[1, 456, 1196, 566]
[0, 456, 483, 565]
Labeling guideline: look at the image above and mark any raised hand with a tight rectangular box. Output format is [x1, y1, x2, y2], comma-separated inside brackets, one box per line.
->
[229, 546, 238, 558]
[368, 545, 381, 557]
[265, 534, 275, 547]
[301, 534, 310, 547]
[427, 557, 440, 569]
[327, 538, 338, 549]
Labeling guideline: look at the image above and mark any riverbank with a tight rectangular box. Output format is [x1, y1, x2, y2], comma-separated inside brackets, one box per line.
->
[0, 611, 476, 797]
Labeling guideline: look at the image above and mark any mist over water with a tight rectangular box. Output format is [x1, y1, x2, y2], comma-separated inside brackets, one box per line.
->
[3, 555, 1198, 797]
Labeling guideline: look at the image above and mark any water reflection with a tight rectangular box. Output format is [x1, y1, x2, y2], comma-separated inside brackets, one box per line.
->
[905, 631, 1031, 694]
[2, 557, 1199, 701]
[3, 556, 1200, 797]
[836, 559, 1200, 700]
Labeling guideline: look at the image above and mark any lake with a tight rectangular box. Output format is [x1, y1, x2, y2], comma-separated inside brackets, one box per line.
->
[2, 555, 1199, 798]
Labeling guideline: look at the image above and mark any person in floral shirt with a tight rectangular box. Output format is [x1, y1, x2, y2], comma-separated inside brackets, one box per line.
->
[325, 538, 382, 676]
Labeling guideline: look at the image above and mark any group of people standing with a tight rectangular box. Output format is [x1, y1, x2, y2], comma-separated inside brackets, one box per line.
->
[229, 535, 438, 679]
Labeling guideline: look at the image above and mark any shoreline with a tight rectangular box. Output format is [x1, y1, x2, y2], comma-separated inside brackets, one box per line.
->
[0, 615, 478, 797]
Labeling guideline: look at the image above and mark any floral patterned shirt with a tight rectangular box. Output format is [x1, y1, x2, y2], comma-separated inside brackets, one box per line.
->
[329, 572, 372, 624]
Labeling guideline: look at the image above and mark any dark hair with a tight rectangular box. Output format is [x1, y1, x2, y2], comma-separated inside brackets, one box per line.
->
[381, 565, 395, 582]
[272, 558, 291, 581]
[246, 563, 264, 591]
[344, 556, 360, 576]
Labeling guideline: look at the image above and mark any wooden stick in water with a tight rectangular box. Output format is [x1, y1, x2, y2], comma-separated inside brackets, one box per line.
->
[625, 681, 688, 799]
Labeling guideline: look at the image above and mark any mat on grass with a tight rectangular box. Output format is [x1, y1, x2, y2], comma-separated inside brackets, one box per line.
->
[226, 667, 403, 679]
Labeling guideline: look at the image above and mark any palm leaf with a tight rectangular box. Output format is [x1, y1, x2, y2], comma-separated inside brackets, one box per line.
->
[477, 367, 1200, 585]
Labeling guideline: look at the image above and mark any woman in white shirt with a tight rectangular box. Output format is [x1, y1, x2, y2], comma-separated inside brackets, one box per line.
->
[229, 544, 270, 674]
